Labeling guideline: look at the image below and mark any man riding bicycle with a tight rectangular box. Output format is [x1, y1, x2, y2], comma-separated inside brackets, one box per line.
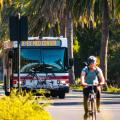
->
[81, 56, 105, 119]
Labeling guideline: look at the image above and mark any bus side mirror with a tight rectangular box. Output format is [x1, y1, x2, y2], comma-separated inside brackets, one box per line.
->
[68, 58, 74, 69]
[8, 50, 13, 59]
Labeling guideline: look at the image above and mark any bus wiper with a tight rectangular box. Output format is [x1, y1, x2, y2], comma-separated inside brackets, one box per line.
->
[20, 62, 40, 72]
[32, 63, 55, 72]
[55, 59, 64, 69]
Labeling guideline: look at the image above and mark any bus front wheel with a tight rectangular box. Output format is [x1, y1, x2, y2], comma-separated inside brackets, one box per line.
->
[58, 92, 65, 99]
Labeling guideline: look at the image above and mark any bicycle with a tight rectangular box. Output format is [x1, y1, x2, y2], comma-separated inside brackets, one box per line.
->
[87, 84, 97, 120]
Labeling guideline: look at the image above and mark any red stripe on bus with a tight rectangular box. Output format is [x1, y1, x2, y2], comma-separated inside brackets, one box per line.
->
[12, 76, 69, 80]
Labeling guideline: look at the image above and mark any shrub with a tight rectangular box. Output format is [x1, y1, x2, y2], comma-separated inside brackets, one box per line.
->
[70, 78, 83, 91]
[0, 90, 51, 120]
[107, 86, 120, 93]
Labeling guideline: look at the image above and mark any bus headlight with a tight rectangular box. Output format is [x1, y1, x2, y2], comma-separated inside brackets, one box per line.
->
[61, 81, 66, 84]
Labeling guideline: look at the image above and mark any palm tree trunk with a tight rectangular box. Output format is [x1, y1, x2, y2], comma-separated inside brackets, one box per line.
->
[100, 0, 109, 82]
[60, 9, 67, 37]
[66, 11, 75, 84]
[60, 21, 66, 37]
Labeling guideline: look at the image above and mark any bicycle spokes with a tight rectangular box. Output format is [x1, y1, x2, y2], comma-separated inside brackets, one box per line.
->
[88, 98, 96, 120]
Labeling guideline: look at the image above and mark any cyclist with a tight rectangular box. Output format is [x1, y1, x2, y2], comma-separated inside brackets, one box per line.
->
[81, 56, 105, 119]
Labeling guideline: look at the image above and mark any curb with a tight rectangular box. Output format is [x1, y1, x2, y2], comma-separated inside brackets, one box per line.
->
[71, 89, 82, 92]
[102, 91, 120, 94]
[72, 89, 120, 94]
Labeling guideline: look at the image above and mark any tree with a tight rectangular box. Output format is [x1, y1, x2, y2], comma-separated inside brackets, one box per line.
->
[100, 0, 109, 81]
[1, 0, 120, 85]
[25, 0, 75, 83]
[100, 0, 120, 81]
[66, 7, 75, 84]
[84, 0, 120, 82]
[0, 0, 101, 84]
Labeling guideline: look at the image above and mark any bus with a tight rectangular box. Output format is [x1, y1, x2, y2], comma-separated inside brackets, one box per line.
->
[3, 37, 73, 98]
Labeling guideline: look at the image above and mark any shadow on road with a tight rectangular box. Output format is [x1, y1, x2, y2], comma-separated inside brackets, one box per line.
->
[52, 101, 83, 106]
[101, 101, 120, 105]
[66, 96, 83, 98]
[101, 95, 120, 98]
[52, 100, 120, 106]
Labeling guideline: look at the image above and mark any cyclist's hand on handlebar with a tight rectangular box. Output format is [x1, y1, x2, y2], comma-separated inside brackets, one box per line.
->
[93, 82, 98, 86]
[93, 81, 104, 86]
[98, 82, 104, 86]
[82, 82, 88, 87]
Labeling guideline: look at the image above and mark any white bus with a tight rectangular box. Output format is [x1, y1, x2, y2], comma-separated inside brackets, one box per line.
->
[3, 37, 73, 98]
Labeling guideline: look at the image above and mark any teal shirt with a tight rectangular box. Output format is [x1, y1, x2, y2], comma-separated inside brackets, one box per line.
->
[82, 66, 102, 84]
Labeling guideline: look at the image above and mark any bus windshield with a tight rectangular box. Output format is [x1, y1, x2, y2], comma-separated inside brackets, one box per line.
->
[20, 48, 68, 73]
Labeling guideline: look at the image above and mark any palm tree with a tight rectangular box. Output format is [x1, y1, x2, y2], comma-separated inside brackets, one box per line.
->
[85, 0, 120, 83]
[100, 0, 120, 81]
[2, 0, 120, 84]
[23, 0, 80, 84]
[66, 7, 75, 84]
[0, 0, 101, 84]
[59, 0, 91, 84]
[27, 0, 89, 84]
[100, 0, 109, 83]
[9, 0, 76, 83]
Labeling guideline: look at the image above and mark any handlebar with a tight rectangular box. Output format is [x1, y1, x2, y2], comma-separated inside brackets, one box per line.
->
[81, 82, 105, 87]
[84, 83, 104, 87]
[87, 84, 98, 86]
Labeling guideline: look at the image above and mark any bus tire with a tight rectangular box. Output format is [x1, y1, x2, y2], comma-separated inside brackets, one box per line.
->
[5, 92, 10, 96]
[51, 91, 57, 98]
[58, 92, 65, 99]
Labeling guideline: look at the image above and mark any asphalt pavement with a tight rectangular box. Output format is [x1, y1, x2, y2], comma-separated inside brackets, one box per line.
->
[0, 85, 120, 120]
[47, 90, 120, 120]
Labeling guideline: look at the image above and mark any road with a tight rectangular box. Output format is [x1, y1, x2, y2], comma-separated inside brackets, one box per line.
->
[47, 90, 120, 120]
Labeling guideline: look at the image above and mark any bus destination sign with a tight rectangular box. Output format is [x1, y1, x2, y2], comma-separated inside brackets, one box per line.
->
[21, 39, 61, 47]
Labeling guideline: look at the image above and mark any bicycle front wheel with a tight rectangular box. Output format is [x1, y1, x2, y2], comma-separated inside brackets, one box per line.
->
[91, 99, 96, 120]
